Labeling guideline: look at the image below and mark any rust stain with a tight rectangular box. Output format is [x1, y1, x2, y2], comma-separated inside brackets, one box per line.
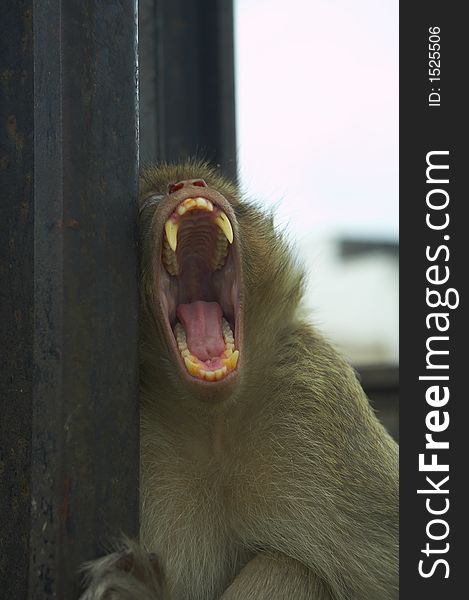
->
[20, 201, 29, 220]
[21, 482, 30, 500]
[60, 477, 70, 525]
[57, 219, 80, 230]
[66, 218, 80, 230]
[0, 69, 13, 92]
[6, 115, 25, 151]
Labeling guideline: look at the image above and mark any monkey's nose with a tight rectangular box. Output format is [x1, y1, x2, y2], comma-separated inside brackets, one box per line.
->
[168, 179, 208, 194]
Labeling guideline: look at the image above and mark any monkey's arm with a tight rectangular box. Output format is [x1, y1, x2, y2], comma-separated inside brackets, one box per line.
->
[80, 550, 331, 600]
[236, 325, 399, 600]
[221, 553, 333, 600]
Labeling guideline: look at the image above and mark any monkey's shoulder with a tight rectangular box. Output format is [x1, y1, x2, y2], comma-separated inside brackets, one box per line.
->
[140, 406, 397, 600]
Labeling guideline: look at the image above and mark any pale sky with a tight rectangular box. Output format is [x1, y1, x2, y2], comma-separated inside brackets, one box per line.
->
[235, 0, 398, 241]
[234, 1, 399, 363]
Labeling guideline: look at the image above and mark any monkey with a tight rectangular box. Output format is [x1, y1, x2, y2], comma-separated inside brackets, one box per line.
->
[80, 160, 398, 600]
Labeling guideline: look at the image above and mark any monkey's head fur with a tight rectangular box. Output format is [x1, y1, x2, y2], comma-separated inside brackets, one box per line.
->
[139, 160, 305, 405]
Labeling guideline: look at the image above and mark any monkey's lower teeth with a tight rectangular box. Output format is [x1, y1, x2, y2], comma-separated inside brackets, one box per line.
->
[174, 320, 239, 381]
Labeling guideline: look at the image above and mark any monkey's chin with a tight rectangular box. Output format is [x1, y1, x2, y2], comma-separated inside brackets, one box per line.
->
[152, 181, 243, 390]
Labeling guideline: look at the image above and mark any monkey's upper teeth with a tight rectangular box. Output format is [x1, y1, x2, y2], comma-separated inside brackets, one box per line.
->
[214, 212, 233, 244]
[177, 197, 214, 216]
[212, 230, 229, 270]
[165, 219, 179, 252]
[163, 238, 179, 275]
[163, 200, 234, 276]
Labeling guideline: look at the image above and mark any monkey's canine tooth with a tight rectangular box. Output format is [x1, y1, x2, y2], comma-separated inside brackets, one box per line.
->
[164, 219, 179, 252]
[214, 212, 234, 244]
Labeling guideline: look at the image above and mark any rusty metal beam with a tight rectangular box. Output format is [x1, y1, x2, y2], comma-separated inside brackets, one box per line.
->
[1, 1, 139, 597]
[141, 0, 237, 179]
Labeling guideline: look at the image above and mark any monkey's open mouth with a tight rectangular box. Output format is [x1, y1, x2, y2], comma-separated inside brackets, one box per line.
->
[160, 195, 241, 383]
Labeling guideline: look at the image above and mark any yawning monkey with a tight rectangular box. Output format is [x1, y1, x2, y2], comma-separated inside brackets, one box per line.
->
[80, 161, 398, 600]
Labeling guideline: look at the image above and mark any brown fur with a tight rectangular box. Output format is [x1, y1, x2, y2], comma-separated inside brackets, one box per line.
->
[81, 160, 398, 600]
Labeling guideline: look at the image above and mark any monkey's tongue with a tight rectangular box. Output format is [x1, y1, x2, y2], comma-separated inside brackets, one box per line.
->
[176, 301, 226, 361]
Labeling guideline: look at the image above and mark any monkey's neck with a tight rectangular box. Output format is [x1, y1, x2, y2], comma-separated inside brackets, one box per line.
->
[141, 387, 254, 464]
[212, 412, 227, 460]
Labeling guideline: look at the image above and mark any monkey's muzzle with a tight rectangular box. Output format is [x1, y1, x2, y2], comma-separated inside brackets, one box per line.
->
[155, 183, 242, 384]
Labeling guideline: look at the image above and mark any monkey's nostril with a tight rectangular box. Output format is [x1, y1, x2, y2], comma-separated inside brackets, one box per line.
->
[168, 179, 207, 194]
[168, 182, 184, 194]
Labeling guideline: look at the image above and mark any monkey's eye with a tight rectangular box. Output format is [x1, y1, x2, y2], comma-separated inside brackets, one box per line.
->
[160, 195, 240, 383]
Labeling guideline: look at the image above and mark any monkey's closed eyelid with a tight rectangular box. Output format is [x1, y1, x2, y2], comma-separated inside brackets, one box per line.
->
[139, 194, 165, 215]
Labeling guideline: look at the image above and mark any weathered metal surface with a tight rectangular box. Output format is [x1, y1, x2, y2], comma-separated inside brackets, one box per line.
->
[1, 1, 139, 597]
[0, 2, 35, 595]
[139, 0, 159, 166]
[3, 0, 238, 593]
[150, 0, 237, 179]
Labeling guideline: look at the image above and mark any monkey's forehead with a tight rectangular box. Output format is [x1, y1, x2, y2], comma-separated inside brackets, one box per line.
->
[139, 162, 237, 200]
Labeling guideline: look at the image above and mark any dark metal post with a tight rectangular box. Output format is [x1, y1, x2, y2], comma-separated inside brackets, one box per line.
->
[139, 0, 237, 179]
[1, 1, 139, 597]
[0, 3, 35, 594]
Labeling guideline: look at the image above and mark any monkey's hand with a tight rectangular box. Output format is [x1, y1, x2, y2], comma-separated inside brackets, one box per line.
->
[79, 541, 164, 600]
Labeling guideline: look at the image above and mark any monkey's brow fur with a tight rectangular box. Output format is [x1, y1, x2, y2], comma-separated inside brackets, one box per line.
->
[82, 160, 399, 600]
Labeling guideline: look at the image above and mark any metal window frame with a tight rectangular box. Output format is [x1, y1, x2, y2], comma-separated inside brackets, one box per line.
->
[140, 0, 237, 179]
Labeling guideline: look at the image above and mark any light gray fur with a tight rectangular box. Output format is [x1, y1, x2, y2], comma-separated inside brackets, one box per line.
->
[80, 163, 398, 600]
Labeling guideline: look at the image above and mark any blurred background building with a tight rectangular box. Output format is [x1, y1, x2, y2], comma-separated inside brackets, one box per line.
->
[235, 0, 399, 437]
